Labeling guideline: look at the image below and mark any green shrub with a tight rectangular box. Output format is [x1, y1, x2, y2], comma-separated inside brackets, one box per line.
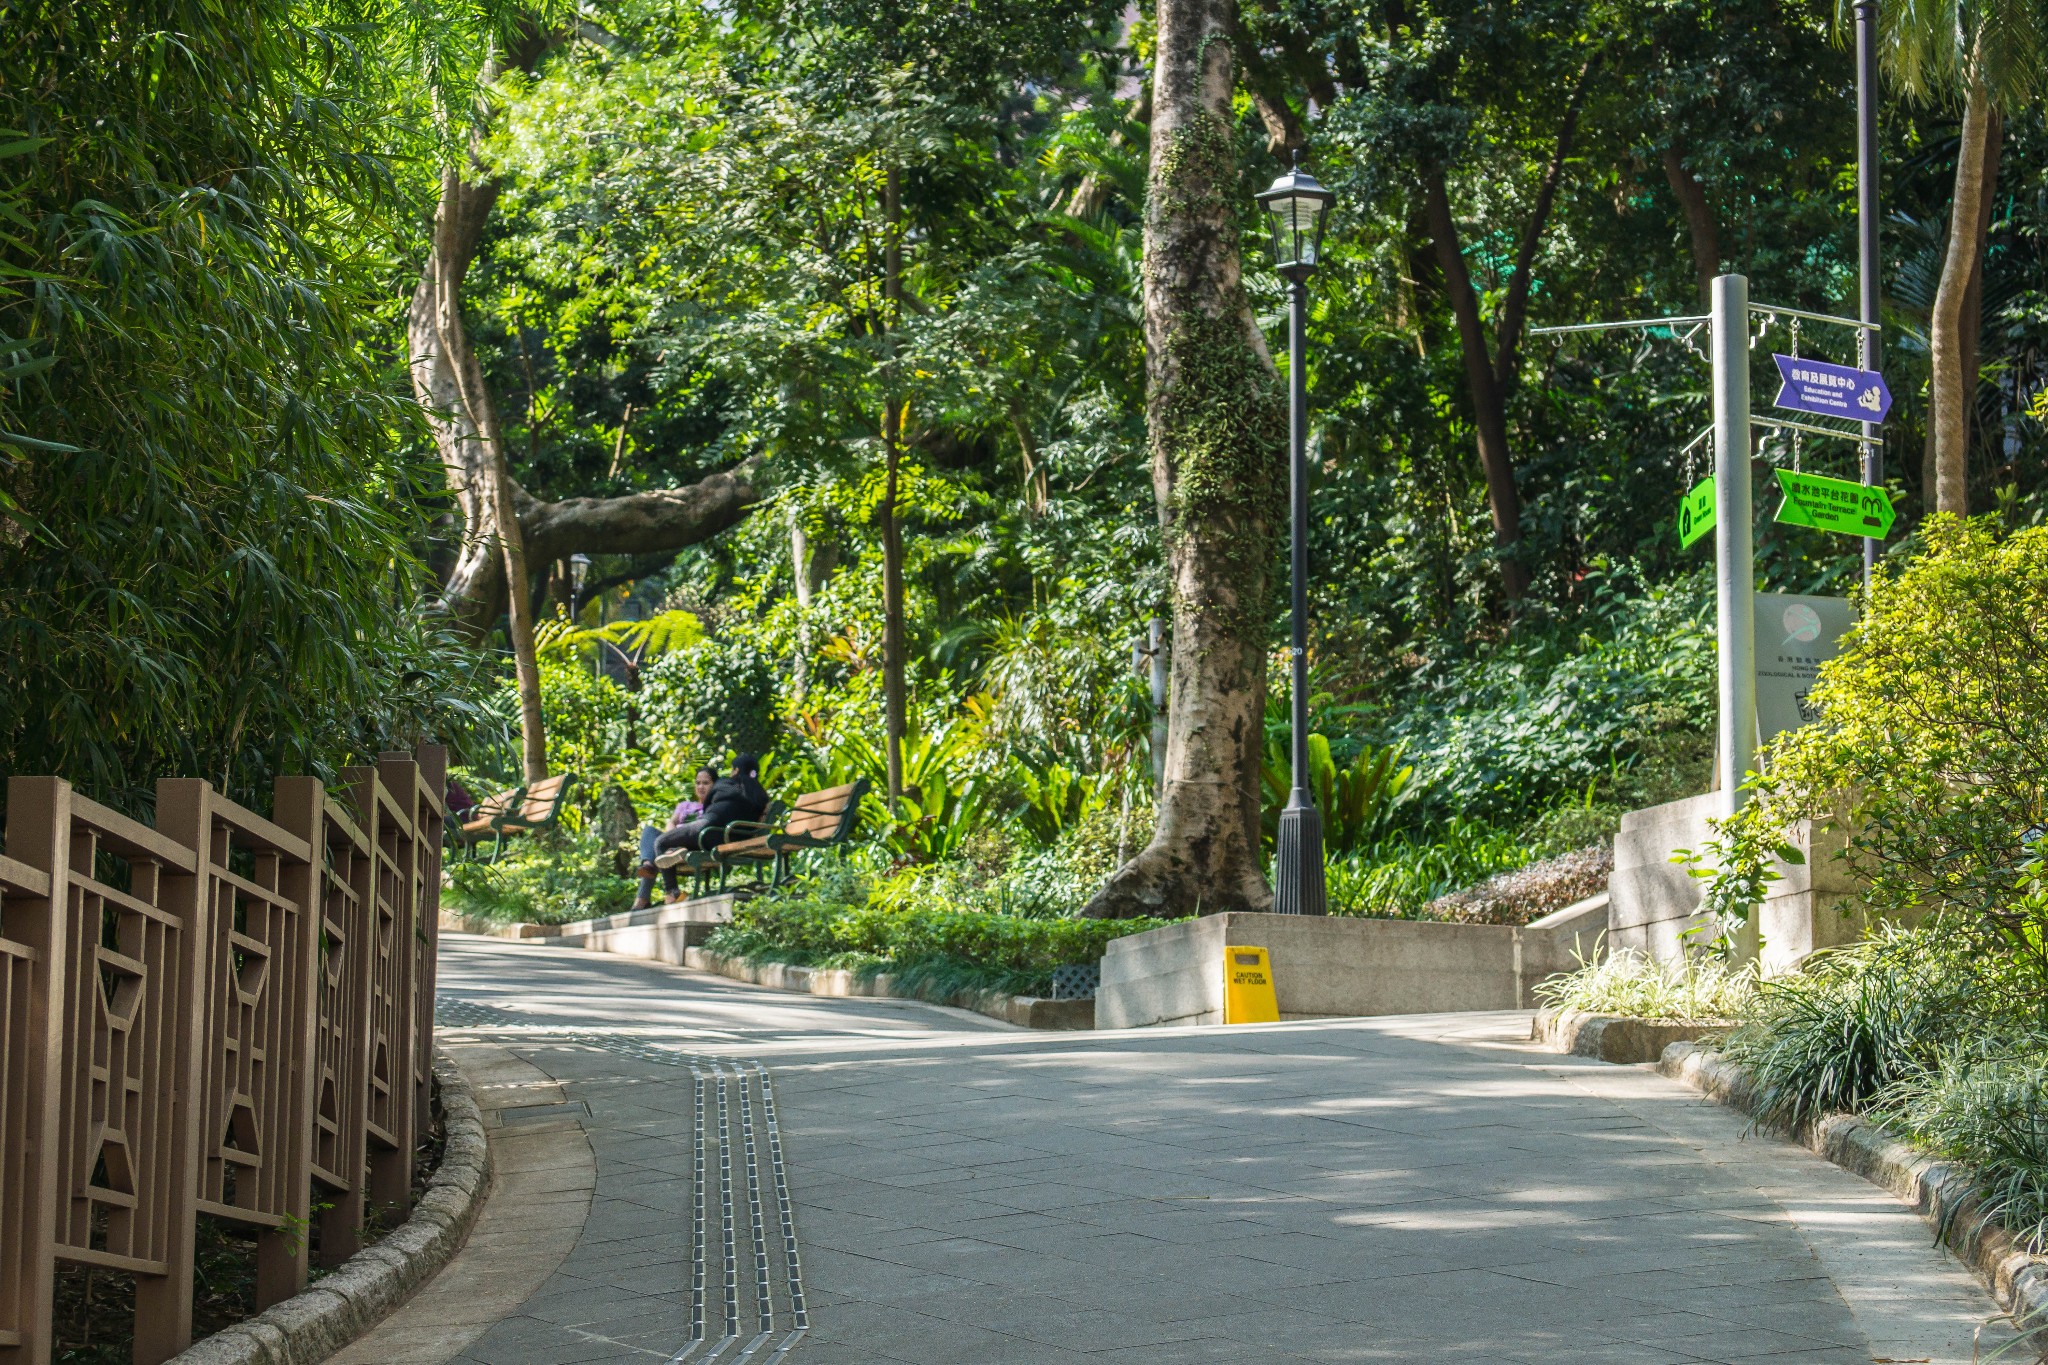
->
[533, 657, 633, 778]
[1261, 735, 1413, 854]
[1702, 518, 2048, 980]
[705, 867, 1178, 995]
[1325, 817, 1535, 918]
[1013, 760, 1112, 849]
[1387, 570, 1716, 823]
[642, 635, 779, 759]
[443, 827, 636, 925]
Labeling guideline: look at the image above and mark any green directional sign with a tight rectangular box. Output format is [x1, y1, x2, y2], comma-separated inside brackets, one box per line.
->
[1677, 477, 1717, 548]
[1773, 469, 1896, 538]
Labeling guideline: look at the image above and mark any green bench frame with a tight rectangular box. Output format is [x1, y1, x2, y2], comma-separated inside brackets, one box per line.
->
[451, 773, 578, 863]
[710, 778, 871, 892]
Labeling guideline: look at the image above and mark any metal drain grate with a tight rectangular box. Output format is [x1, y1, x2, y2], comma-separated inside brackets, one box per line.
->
[1051, 962, 1100, 1000]
[498, 1100, 590, 1125]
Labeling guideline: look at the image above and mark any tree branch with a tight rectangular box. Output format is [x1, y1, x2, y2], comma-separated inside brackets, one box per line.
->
[1491, 51, 1599, 389]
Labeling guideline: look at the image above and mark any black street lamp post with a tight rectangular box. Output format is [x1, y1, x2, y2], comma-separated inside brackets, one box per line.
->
[568, 552, 592, 619]
[1257, 155, 1334, 917]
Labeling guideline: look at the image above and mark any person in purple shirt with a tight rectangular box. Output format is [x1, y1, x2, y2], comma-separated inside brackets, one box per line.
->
[631, 765, 717, 909]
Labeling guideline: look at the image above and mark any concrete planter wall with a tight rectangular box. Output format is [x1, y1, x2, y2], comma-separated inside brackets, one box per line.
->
[1610, 793, 1882, 973]
[550, 893, 739, 964]
[1096, 898, 1607, 1030]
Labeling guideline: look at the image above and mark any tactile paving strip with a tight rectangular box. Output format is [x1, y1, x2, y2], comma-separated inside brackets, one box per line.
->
[436, 995, 809, 1361]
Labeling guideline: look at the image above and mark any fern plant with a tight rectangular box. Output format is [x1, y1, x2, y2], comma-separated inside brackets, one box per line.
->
[1261, 734, 1415, 853]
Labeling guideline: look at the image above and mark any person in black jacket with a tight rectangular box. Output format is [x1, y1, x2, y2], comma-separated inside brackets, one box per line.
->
[631, 754, 771, 906]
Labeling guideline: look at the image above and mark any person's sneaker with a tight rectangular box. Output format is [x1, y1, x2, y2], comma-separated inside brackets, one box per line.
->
[628, 895, 653, 912]
[653, 847, 690, 870]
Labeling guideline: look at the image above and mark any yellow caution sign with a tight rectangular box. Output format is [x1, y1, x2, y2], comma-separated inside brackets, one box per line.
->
[1223, 946, 1279, 1024]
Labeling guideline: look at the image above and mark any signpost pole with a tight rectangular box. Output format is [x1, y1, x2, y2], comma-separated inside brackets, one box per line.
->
[1712, 274, 1757, 817]
[1855, 0, 1882, 586]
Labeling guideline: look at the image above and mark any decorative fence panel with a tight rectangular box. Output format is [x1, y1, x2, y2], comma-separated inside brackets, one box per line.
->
[0, 745, 444, 1365]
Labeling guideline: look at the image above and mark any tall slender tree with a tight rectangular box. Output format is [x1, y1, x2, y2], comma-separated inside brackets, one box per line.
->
[1883, 0, 2044, 513]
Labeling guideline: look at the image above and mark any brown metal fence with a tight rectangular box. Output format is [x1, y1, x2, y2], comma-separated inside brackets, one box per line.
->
[0, 745, 445, 1365]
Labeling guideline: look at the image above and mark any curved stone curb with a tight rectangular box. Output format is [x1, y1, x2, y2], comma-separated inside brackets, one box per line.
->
[167, 1049, 493, 1365]
[1532, 1007, 1727, 1063]
[684, 946, 1094, 1030]
[1660, 1041, 2048, 1346]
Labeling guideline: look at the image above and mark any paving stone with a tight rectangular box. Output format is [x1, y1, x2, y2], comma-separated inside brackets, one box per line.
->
[425, 934, 2016, 1365]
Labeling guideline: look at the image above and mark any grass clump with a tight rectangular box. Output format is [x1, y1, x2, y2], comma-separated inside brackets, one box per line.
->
[1875, 1050, 2048, 1252]
[1535, 944, 1754, 1022]
[1720, 924, 1994, 1131]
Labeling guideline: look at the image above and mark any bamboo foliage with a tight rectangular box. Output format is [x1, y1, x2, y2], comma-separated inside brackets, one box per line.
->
[0, 2, 490, 812]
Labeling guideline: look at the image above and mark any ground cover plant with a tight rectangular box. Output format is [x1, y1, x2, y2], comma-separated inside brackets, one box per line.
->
[703, 866, 1179, 999]
[1535, 944, 1756, 1022]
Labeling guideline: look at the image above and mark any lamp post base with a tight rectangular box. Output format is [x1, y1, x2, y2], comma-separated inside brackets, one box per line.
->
[1273, 798, 1327, 916]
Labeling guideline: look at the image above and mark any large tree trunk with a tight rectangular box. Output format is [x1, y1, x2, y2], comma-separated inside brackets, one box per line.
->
[408, 123, 759, 645]
[1929, 79, 1995, 516]
[1660, 145, 1721, 308]
[880, 166, 908, 802]
[1084, 0, 1282, 920]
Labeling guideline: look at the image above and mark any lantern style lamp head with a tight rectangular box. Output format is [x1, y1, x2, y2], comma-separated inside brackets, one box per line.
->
[568, 553, 592, 596]
[1256, 153, 1335, 279]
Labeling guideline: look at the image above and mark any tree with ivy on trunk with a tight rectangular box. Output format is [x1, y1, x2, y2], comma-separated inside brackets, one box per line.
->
[1084, 0, 1286, 919]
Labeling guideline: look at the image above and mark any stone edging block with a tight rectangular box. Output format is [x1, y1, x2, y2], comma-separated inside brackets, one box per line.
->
[438, 909, 560, 938]
[1659, 1041, 2048, 1345]
[1532, 1007, 1727, 1063]
[166, 1048, 494, 1365]
[683, 946, 1094, 1030]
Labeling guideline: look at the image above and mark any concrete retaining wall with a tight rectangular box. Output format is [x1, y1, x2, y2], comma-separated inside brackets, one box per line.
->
[1610, 793, 1876, 973]
[1097, 897, 1608, 1030]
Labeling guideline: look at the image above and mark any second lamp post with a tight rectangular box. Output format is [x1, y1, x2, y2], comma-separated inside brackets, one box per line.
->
[1257, 155, 1334, 917]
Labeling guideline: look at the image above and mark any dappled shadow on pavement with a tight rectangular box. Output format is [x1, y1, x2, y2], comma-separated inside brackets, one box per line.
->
[434, 934, 2016, 1365]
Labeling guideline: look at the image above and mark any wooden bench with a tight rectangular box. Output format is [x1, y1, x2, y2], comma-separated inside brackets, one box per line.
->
[712, 779, 870, 891]
[449, 785, 523, 860]
[480, 772, 577, 862]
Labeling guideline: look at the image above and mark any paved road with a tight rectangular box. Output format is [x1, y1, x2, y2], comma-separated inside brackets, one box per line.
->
[394, 934, 2018, 1365]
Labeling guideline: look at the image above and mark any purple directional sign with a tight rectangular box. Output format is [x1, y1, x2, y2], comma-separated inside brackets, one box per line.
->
[1773, 354, 1892, 423]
